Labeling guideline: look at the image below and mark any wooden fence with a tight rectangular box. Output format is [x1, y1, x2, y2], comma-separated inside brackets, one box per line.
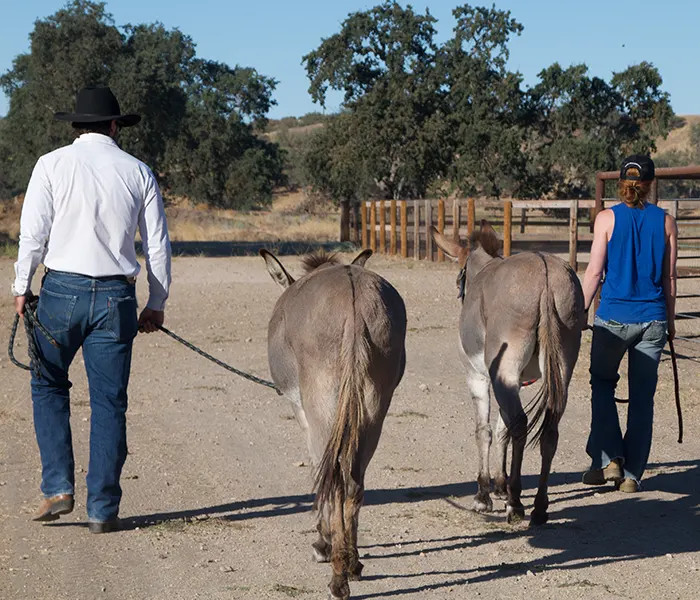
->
[361, 198, 491, 262]
[361, 197, 694, 272]
[361, 198, 585, 267]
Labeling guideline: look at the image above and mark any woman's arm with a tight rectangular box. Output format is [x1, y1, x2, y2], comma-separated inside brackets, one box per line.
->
[663, 213, 678, 340]
[583, 209, 613, 311]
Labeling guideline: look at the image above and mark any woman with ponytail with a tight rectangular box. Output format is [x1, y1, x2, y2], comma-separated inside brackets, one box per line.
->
[581, 155, 678, 492]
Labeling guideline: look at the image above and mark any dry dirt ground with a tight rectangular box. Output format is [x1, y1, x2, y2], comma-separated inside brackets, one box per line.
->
[0, 254, 698, 600]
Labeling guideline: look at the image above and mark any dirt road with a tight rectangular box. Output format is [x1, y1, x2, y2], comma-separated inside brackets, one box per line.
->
[1, 254, 698, 600]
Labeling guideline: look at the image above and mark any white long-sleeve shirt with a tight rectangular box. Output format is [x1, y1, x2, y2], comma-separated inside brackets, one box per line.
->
[13, 133, 171, 310]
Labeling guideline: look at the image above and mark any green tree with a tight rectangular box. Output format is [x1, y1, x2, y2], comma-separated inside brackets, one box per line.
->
[0, 0, 122, 191]
[0, 0, 283, 208]
[111, 23, 195, 177]
[526, 61, 674, 198]
[164, 59, 284, 208]
[303, 1, 449, 200]
[441, 4, 529, 198]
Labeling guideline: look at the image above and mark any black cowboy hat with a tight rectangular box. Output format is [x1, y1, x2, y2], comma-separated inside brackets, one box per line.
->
[54, 86, 141, 127]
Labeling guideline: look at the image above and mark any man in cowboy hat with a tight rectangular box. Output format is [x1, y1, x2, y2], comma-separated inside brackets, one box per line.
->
[11, 86, 171, 533]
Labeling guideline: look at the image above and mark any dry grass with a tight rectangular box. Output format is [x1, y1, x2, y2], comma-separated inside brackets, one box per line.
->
[164, 191, 339, 242]
[654, 114, 700, 156]
[0, 191, 339, 245]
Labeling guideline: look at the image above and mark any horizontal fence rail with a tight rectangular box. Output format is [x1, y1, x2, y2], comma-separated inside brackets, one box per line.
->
[359, 196, 699, 353]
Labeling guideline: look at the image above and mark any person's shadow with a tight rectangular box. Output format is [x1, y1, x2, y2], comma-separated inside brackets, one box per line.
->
[45, 459, 698, 598]
[348, 459, 699, 598]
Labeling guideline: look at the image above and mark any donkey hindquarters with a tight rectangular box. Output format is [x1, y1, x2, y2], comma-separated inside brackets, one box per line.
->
[431, 224, 583, 526]
[479, 253, 583, 526]
[265, 260, 406, 600]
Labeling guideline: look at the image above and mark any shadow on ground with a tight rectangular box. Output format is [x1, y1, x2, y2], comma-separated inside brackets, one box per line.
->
[351, 459, 700, 598]
[47, 459, 699, 596]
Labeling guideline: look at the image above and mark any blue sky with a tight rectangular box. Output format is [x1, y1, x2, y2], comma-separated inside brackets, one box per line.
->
[1, 0, 698, 119]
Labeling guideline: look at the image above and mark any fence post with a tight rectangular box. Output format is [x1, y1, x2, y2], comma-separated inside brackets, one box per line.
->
[503, 200, 512, 257]
[369, 201, 376, 252]
[379, 199, 386, 253]
[520, 208, 527, 234]
[339, 199, 350, 242]
[390, 199, 397, 255]
[670, 200, 678, 219]
[425, 200, 433, 260]
[593, 175, 604, 232]
[467, 197, 475, 235]
[361, 202, 368, 249]
[437, 199, 445, 262]
[413, 200, 420, 260]
[569, 199, 578, 271]
[452, 198, 461, 240]
[400, 201, 408, 258]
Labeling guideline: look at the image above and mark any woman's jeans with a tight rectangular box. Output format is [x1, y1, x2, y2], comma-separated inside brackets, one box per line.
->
[586, 315, 667, 483]
[31, 270, 138, 522]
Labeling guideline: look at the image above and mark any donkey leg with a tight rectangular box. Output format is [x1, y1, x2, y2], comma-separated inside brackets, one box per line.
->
[492, 381, 527, 524]
[531, 417, 560, 526]
[328, 488, 350, 600]
[344, 479, 364, 580]
[313, 504, 332, 563]
[532, 341, 574, 526]
[468, 374, 493, 512]
[493, 413, 509, 499]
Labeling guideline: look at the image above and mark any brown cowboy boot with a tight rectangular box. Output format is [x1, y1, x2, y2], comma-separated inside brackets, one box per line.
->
[33, 494, 74, 522]
[582, 458, 623, 485]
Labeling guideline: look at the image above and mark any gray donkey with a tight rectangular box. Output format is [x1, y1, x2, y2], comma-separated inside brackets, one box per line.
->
[432, 222, 584, 525]
[260, 248, 406, 600]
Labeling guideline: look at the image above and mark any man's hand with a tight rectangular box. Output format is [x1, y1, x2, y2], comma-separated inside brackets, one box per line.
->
[138, 308, 164, 334]
[14, 295, 27, 317]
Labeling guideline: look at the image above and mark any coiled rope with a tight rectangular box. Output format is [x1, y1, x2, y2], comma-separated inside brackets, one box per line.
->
[8, 295, 58, 380]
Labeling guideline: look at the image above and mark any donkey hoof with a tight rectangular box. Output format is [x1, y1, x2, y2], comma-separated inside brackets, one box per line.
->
[312, 541, 331, 563]
[530, 511, 549, 526]
[506, 505, 525, 524]
[348, 560, 364, 581]
[472, 495, 493, 513]
[328, 579, 350, 600]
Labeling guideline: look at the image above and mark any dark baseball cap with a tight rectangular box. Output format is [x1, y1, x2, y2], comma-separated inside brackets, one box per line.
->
[620, 155, 655, 181]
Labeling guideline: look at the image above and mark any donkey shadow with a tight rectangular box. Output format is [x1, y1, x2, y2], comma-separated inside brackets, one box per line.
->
[349, 459, 699, 598]
[45, 459, 698, 597]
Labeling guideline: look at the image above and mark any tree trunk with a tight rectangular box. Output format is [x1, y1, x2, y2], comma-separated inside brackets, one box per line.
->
[352, 201, 361, 243]
[340, 199, 351, 242]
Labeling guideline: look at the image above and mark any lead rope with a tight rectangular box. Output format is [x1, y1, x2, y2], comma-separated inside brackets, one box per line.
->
[8, 295, 59, 379]
[156, 325, 282, 395]
[8, 300, 281, 395]
[669, 339, 683, 444]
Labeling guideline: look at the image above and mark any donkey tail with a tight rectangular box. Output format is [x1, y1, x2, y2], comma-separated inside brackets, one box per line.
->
[526, 254, 566, 446]
[313, 278, 370, 512]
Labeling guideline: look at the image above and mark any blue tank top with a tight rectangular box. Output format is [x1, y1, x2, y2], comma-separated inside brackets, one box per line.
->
[597, 202, 667, 324]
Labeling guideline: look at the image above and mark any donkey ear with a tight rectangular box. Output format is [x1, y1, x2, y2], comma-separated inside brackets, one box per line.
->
[259, 249, 295, 288]
[431, 226, 464, 262]
[351, 248, 373, 267]
[479, 220, 501, 258]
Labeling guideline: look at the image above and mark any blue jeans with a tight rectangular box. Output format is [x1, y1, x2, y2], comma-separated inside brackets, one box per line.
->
[31, 270, 138, 522]
[586, 315, 667, 483]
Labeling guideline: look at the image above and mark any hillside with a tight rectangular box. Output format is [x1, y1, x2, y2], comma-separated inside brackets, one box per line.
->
[654, 115, 700, 157]
[264, 112, 700, 158]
